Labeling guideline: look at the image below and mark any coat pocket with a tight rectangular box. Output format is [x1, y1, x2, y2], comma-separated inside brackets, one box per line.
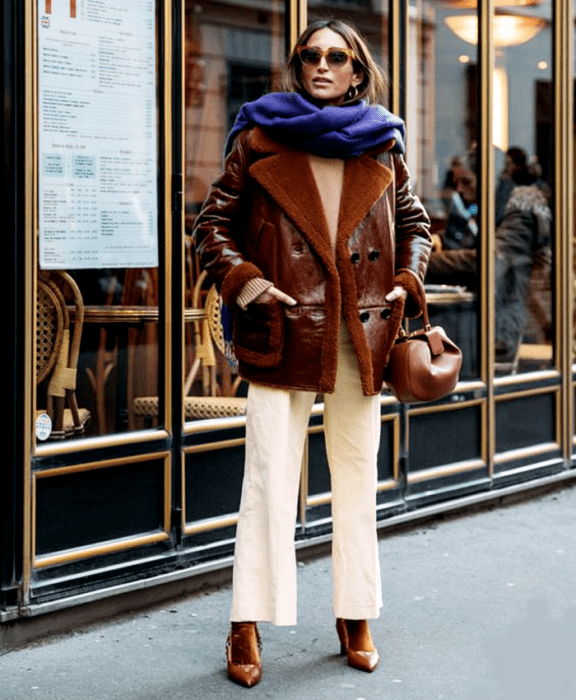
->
[233, 299, 284, 368]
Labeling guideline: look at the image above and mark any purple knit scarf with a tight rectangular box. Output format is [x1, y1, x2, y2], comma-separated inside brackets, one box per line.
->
[225, 92, 405, 158]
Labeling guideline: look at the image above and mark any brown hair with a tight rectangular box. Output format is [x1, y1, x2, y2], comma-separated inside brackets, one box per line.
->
[282, 20, 388, 106]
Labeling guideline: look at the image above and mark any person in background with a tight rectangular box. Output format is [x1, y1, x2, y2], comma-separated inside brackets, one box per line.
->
[443, 166, 479, 250]
[427, 166, 551, 363]
[496, 146, 548, 225]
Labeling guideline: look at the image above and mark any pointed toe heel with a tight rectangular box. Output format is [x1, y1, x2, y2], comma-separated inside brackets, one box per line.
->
[336, 618, 380, 673]
[226, 622, 262, 688]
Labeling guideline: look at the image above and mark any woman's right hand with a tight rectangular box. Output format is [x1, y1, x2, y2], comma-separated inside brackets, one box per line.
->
[255, 286, 297, 306]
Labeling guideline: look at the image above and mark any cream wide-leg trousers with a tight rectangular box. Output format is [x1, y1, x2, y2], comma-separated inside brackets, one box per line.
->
[230, 325, 383, 626]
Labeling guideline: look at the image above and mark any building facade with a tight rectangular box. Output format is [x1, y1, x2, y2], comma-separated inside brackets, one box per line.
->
[2, 0, 575, 623]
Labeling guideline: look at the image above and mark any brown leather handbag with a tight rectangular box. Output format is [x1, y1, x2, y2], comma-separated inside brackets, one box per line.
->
[384, 291, 462, 404]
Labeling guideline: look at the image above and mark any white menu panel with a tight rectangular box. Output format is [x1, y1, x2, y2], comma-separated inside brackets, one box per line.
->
[38, 0, 158, 269]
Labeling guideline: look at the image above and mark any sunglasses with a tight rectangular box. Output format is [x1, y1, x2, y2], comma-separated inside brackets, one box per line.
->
[296, 45, 356, 68]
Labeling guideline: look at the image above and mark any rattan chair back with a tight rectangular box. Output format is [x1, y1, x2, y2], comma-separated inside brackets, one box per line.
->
[36, 271, 91, 439]
[37, 279, 65, 384]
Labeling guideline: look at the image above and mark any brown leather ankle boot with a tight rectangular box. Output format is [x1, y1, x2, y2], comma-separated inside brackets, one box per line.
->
[226, 622, 262, 687]
[336, 618, 380, 672]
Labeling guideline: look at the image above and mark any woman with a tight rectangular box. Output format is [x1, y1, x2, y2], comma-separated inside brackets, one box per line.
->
[193, 19, 431, 687]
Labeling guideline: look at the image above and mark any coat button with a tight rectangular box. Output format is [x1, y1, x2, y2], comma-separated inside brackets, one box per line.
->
[360, 311, 370, 322]
[368, 249, 380, 260]
[351, 252, 360, 263]
[381, 308, 392, 319]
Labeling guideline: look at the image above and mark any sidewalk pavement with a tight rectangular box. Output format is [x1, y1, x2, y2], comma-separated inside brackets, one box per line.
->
[3, 484, 576, 700]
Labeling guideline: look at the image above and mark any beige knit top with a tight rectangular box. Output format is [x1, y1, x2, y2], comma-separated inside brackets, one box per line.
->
[307, 153, 344, 251]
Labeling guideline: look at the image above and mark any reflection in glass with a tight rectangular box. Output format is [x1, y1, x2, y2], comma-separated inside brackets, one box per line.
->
[35, 267, 161, 440]
[410, 0, 480, 380]
[35, 281, 161, 443]
[424, 0, 554, 377]
[491, 0, 554, 374]
[444, 14, 546, 47]
[183, 0, 284, 421]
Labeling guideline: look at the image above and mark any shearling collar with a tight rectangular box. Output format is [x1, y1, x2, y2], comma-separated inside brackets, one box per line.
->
[246, 126, 395, 271]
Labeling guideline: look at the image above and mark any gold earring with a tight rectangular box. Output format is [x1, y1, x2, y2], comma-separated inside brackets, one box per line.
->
[347, 85, 359, 101]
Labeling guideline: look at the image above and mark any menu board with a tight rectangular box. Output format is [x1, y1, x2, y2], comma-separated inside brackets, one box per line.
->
[38, 0, 158, 269]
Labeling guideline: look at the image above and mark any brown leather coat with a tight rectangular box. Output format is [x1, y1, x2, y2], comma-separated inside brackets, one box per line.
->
[193, 126, 432, 396]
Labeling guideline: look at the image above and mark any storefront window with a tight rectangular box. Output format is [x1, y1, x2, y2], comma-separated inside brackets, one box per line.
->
[35, 0, 162, 441]
[183, 0, 285, 424]
[410, 0, 480, 380]
[413, 0, 554, 379]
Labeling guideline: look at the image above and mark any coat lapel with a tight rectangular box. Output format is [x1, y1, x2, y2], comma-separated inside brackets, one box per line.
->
[249, 150, 336, 272]
[337, 155, 393, 246]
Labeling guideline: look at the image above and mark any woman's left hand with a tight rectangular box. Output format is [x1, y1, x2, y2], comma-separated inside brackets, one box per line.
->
[385, 286, 408, 302]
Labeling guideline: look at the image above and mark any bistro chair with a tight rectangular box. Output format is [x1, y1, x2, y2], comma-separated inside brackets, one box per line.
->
[36, 270, 91, 439]
[84, 272, 121, 435]
[83, 268, 160, 434]
[133, 271, 246, 423]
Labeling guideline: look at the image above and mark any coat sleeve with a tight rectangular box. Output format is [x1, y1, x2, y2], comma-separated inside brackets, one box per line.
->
[192, 130, 264, 307]
[391, 153, 433, 318]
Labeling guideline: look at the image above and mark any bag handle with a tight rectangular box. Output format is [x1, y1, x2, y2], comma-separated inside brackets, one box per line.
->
[395, 272, 449, 356]
[395, 268, 431, 330]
